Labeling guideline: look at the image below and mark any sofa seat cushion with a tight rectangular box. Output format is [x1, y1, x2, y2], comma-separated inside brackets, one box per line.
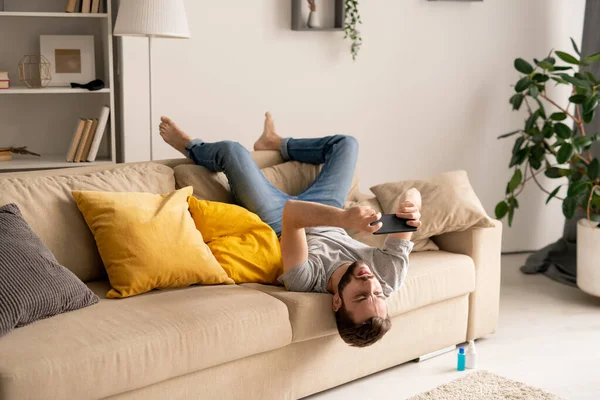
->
[243, 251, 475, 343]
[0, 163, 176, 282]
[0, 282, 292, 400]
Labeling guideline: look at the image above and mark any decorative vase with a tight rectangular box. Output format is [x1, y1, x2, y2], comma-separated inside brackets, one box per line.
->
[307, 11, 320, 28]
[577, 218, 600, 297]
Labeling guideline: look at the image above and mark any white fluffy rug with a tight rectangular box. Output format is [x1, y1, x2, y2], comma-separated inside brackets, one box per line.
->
[409, 370, 563, 400]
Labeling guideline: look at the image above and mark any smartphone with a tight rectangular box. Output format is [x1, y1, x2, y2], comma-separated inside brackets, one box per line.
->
[370, 214, 418, 235]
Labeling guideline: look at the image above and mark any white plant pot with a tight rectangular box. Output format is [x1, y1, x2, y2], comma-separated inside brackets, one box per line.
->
[307, 11, 321, 28]
[577, 218, 600, 297]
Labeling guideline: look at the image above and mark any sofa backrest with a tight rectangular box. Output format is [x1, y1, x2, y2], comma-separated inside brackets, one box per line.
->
[0, 163, 175, 282]
[0, 151, 362, 282]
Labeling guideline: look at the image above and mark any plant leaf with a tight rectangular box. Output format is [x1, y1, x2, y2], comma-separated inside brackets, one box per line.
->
[550, 112, 567, 121]
[529, 85, 539, 98]
[552, 66, 573, 71]
[545, 167, 570, 178]
[571, 37, 581, 56]
[555, 51, 580, 65]
[562, 196, 577, 219]
[509, 94, 524, 111]
[495, 201, 509, 219]
[584, 110, 595, 124]
[512, 136, 525, 155]
[509, 147, 529, 167]
[498, 130, 521, 139]
[556, 143, 575, 163]
[584, 51, 600, 64]
[508, 169, 523, 193]
[569, 94, 587, 104]
[546, 186, 562, 204]
[554, 123, 573, 139]
[515, 77, 532, 92]
[532, 73, 549, 83]
[588, 158, 600, 180]
[514, 58, 534, 74]
[508, 206, 515, 227]
[568, 181, 588, 197]
[573, 136, 593, 150]
[583, 96, 598, 114]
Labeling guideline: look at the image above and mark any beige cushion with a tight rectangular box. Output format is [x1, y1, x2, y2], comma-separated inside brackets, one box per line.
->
[174, 151, 360, 204]
[343, 197, 439, 252]
[244, 250, 475, 343]
[0, 282, 292, 400]
[371, 170, 494, 242]
[0, 163, 175, 282]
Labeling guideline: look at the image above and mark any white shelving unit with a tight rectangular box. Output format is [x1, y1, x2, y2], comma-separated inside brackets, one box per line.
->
[0, 0, 117, 172]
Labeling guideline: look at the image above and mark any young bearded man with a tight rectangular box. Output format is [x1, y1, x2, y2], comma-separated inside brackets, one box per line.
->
[159, 112, 422, 348]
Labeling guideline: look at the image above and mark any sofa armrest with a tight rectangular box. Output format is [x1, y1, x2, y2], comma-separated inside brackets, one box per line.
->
[432, 220, 503, 340]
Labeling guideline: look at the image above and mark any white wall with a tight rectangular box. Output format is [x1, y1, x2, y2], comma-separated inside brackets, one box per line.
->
[118, 0, 586, 252]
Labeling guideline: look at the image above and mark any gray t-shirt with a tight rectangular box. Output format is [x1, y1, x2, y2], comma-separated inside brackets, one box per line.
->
[278, 227, 414, 297]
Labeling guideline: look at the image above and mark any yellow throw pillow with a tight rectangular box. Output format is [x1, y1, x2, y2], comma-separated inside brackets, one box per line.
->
[188, 197, 283, 284]
[72, 187, 233, 299]
[370, 170, 494, 242]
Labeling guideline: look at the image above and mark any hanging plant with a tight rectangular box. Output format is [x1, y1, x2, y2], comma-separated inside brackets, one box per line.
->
[344, 0, 362, 61]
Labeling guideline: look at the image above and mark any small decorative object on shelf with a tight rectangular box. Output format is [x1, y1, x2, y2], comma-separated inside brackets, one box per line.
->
[306, 0, 320, 28]
[344, 0, 362, 61]
[0, 147, 41, 162]
[41, 35, 95, 87]
[18, 55, 52, 88]
[71, 79, 105, 91]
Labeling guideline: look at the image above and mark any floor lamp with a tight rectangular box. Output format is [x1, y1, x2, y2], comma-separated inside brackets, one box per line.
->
[113, 0, 191, 161]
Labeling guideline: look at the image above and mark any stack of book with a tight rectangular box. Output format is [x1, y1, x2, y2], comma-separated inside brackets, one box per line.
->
[65, 0, 102, 13]
[66, 106, 110, 162]
[0, 72, 9, 89]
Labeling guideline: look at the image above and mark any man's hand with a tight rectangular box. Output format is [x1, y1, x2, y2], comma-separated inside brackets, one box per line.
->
[343, 206, 382, 233]
[390, 188, 422, 240]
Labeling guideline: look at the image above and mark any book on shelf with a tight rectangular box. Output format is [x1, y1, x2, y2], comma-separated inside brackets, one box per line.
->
[74, 119, 94, 162]
[66, 119, 87, 162]
[80, 119, 98, 161]
[0, 71, 9, 90]
[81, 0, 91, 13]
[91, 0, 101, 13]
[65, 0, 77, 13]
[87, 106, 110, 162]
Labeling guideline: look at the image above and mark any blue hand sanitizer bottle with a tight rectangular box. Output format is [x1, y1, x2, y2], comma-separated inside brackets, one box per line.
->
[457, 347, 466, 371]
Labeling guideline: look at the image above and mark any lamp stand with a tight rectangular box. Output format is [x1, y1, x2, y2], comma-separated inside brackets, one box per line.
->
[148, 35, 154, 161]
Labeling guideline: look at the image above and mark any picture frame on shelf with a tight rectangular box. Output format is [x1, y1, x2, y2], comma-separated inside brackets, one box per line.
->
[40, 35, 95, 87]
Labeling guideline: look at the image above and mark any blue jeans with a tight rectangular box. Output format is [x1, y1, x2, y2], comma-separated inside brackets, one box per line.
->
[186, 135, 358, 235]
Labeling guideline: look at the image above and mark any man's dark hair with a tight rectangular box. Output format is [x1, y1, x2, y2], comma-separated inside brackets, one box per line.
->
[335, 306, 392, 348]
[334, 260, 392, 347]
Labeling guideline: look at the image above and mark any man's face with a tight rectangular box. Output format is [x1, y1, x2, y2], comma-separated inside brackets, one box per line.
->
[334, 261, 387, 323]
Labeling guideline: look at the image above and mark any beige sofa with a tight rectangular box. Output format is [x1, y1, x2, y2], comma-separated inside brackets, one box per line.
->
[0, 152, 502, 400]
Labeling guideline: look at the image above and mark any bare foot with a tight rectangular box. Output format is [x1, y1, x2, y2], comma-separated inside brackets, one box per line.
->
[254, 112, 283, 151]
[159, 117, 192, 157]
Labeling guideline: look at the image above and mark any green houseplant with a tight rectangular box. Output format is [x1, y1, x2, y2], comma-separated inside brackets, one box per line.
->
[344, 0, 362, 60]
[496, 38, 600, 227]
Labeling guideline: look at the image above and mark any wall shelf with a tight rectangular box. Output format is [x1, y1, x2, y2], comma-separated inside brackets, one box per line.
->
[291, 0, 345, 31]
[0, 155, 113, 171]
[0, 87, 111, 95]
[0, 12, 108, 18]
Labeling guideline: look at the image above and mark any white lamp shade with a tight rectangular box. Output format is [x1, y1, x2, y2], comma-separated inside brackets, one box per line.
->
[114, 0, 191, 39]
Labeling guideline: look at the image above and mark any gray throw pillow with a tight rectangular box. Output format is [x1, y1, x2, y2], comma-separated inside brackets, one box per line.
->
[0, 203, 98, 337]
